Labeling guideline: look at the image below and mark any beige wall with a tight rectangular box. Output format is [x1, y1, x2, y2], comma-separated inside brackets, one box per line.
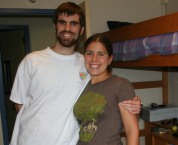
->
[0, 0, 84, 8]
[89, 0, 163, 34]
[169, 71, 178, 106]
[0, 17, 55, 51]
[1, 0, 178, 34]
[166, 0, 178, 14]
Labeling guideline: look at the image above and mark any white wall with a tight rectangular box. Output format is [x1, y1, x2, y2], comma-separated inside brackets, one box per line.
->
[166, 0, 178, 14]
[0, 0, 84, 8]
[169, 70, 178, 106]
[0, 17, 55, 52]
[89, 0, 163, 34]
[112, 68, 163, 145]
[0, 1, 177, 34]
[1, 0, 178, 145]
[166, 1, 178, 108]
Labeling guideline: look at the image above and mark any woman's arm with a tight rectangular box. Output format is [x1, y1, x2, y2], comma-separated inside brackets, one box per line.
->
[119, 102, 139, 145]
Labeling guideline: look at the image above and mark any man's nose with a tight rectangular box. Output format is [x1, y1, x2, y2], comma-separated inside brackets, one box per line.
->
[64, 23, 71, 31]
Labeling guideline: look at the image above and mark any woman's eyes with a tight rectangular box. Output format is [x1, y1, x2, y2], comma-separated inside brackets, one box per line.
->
[85, 52, 93, 55]
[98, 53, 105, 56]
[85, 52, 106, 56]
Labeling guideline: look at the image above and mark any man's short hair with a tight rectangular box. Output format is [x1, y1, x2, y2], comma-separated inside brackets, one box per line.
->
[53, 2, 85, 28]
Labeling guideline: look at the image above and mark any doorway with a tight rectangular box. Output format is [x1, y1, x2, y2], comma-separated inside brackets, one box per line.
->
[0, 9, 54, 145]
[0, 25, 30, 144]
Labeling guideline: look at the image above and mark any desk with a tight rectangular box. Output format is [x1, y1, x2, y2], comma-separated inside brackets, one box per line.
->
[145, 121, 178, 145]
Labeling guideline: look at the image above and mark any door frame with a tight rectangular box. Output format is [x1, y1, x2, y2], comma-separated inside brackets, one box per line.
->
[0, 8, 54, 17]
[0, 25, 31, 54]
[0, 8, 54, 145]
[0, 25, 30, 145]
[0, 51, 9, 145]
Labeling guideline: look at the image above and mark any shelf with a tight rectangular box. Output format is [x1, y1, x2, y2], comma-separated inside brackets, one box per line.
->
[152, 131, 178, 145]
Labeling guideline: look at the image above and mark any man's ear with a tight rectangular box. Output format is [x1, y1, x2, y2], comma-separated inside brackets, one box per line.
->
[80, 27, 84, 36]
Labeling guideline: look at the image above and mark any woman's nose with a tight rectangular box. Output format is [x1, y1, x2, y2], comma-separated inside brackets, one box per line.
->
[92, 54, 98, 61]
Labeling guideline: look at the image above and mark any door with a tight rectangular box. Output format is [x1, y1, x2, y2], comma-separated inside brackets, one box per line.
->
[0, 25, 30, 145]
[0, 51, 8, 145]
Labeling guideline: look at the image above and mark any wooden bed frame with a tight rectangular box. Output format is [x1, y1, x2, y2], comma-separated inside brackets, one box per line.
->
[102, 12, 178, 67]
[102, 12, 178, 145]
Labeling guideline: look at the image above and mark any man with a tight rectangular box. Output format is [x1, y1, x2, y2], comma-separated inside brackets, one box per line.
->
[10, 2, 141, 145]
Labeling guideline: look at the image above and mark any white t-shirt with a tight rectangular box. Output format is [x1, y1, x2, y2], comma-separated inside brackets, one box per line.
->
[10, 47, 90, 145]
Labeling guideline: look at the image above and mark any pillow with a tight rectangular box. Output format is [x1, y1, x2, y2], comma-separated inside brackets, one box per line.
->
[107, 21, 133, 30]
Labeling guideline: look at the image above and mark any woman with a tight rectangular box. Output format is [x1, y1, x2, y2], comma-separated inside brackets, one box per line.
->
[73, 33, 139, 145]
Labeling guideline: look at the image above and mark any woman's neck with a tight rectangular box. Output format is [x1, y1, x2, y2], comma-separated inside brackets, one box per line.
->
[90, 73, 111, 85]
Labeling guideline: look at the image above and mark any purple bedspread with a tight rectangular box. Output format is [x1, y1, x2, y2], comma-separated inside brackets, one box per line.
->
[112, 32, 178, 61]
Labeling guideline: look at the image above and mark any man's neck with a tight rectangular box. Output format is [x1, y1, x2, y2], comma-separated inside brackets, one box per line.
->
[51, 42, 75, 55]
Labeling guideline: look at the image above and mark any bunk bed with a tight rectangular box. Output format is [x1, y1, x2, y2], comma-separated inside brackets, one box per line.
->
[102, 12, 178, 145]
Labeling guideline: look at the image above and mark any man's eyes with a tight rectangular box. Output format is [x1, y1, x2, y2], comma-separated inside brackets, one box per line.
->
[71, 22, 79, 26]
[57, 20, 79, 26]
[57, 20, 65, 24]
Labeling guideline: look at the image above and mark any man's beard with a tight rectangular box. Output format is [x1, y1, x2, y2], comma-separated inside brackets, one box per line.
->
[57, 31, 79, 47]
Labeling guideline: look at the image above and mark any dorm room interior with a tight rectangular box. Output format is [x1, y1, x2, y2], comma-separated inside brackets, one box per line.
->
[1, 1, 178, 145]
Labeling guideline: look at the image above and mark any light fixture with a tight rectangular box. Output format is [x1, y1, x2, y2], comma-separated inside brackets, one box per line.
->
[29, 0, 37, 3]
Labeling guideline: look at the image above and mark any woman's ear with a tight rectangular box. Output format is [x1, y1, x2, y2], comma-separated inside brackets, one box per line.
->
[108, 55, 113, 65]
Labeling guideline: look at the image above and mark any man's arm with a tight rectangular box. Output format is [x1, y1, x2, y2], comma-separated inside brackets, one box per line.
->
[120, 96, 142, 114]
[14, 103, 23, 113]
